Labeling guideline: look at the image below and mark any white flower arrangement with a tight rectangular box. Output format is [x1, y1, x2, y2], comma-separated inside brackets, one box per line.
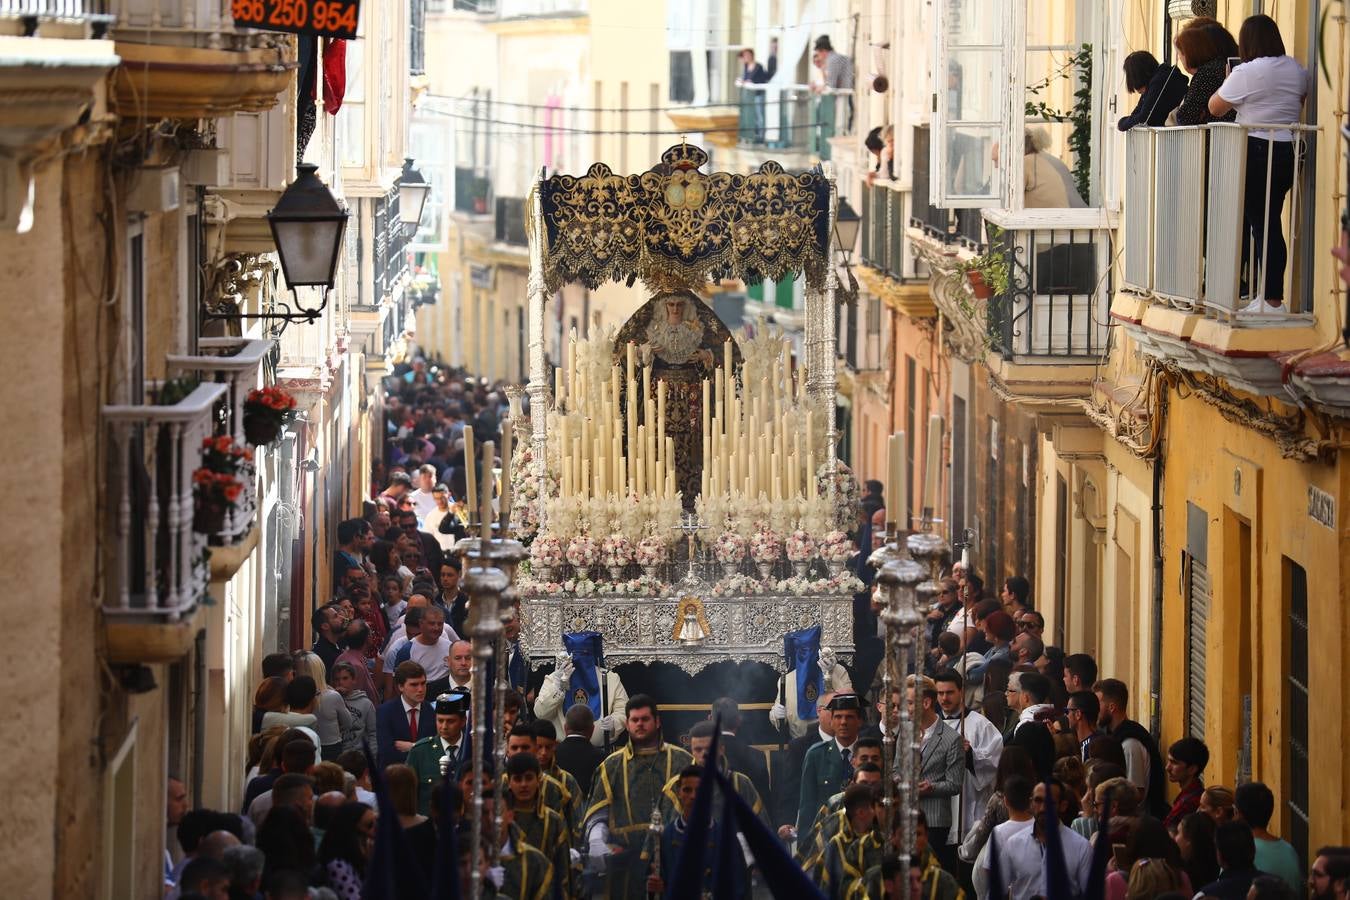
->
[785, 529, 816, 561]
[562, 577, 597, 595]
[531, 533, 565, 568]
[819, 530, 854, 563]
[749, 528, 783, 563]
[594, 574, 666, 597]
[714, 531, 747, 563]
[566, 535, 599, 569]
[635, 536, 667, 566]
[817, 460, 861, 532]
[769, 573, 865, 596]
[711, 573, 768, 596]
[532, 581, 565, 596]
[601, 533, 634, 567]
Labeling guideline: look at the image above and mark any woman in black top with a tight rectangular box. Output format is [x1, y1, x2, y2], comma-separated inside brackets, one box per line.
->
[1117, 51, 1188, 130]
[1173, 22, 1239, 125]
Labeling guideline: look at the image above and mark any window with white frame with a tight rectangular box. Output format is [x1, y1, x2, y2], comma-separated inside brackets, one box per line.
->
[932, 0, 1108, 211]
[341, 34, 367, 169]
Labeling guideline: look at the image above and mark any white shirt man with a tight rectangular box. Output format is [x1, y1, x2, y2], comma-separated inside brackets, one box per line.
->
[995, 784, 1092, 900]
[935, 672, 1003, 840]
[407, 465, 440, 521]
[420, 487, 457, 553]
[407, 609, 452, 682]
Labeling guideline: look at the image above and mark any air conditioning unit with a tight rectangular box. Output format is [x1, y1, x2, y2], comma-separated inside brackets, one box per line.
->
[1168, 0, 1216, 20]
[126, 165, 181, 214]
[180, 149, 230, 187]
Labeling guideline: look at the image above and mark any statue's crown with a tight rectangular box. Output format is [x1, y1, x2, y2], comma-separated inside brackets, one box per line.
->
[661, 141, 709, 172]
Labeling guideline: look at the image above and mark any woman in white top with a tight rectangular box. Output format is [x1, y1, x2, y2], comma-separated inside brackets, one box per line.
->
[295, 651, 354, 762]
[1209, 15, 1308, 313]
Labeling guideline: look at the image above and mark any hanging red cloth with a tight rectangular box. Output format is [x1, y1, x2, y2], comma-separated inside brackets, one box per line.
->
[322, 39, 347, 115]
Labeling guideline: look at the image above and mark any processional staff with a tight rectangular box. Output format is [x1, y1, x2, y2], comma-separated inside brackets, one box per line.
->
[456, 437, 529, 899]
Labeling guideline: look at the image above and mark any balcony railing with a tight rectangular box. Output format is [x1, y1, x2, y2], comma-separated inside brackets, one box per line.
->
[736, 84, 851, 157]
[165, 337, 271, 546]
[0, 0, 113, 34]
[375, 188, 410, 302]
[983, 210, 1112, 360]
[454, 166, 492, 215]
[103, 381, 228, 619]
[860, 182, 907, 277]
[1123, 123, 1317, 317]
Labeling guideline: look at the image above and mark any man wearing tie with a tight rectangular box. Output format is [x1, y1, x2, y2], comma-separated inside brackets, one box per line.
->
[406, 690, 469, 815]
[908, 675, 966, 874]
[503, 603, 530, 706]
[796, 693, 863, 838]
[376, 660, 436, 769]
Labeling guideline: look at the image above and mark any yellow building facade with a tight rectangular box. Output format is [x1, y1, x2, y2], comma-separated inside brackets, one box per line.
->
[855, 0, 1350, 861]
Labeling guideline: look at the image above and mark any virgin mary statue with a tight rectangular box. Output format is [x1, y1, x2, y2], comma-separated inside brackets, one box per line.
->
[613, 289, 741, 505]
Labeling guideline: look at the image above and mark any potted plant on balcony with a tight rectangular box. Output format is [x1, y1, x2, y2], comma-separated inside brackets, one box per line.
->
[243, 385, 298, 446]
[959, 232, 1010, 300]
[194, 436, 252, 535]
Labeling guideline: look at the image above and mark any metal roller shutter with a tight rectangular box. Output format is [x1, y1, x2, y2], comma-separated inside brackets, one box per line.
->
[1186, 555, 1208, 740]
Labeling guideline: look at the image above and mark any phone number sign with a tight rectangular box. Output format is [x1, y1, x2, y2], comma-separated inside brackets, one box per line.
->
[233, 0, 359, 39]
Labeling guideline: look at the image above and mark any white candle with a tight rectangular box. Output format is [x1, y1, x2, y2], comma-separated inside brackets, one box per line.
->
[581, 459, 590, 500]
[554, 367, 565, 411]
[478, 440, 494, 540]
[889, 432, 907, 530]
[807, 450, 817, 498]
[626, 341, 636, 386]
[923, 415, 944, 516]
[463, 425, 477, 516]
[500, 423, 513, 529]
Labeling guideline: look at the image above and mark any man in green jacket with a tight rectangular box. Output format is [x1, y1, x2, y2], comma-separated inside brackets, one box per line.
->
[405, 691, 468, 816]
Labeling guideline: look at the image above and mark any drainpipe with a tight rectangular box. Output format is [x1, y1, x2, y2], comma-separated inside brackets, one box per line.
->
[1149, 452, 1164, 739]
[192, 628, 207, 805]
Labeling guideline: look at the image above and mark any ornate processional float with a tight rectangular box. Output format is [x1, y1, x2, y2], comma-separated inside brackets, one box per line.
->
[506, 141, 863, 673]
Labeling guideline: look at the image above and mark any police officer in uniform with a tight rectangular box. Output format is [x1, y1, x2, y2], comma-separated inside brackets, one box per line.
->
[406, 691, 468, 816]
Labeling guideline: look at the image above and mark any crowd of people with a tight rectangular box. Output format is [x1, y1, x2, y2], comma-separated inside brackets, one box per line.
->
[160, 355, 1348, 900]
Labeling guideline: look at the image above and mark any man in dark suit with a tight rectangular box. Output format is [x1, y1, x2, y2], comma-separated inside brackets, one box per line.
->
[775, 690, 835, 834]
[796, 693, 864, 837]
[376, 660, 436, 769]
[710, 697, 771, 812]
[554, 702, 607, 797]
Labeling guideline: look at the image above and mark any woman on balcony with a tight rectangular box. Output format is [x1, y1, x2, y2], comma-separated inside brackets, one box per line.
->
[1209, 15, 1308, 313]
[1172, 19, 1239, 126]
[1117, 51, 1188, 131]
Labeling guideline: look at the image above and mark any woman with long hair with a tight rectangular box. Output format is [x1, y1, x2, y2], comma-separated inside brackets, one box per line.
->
[252, 676, 288, 726]
[316, 801, 377, 900]
[1104, 816, 1190, 900]
[256, 804, 317, 886]
[385, 764, 437, 881]
[1175, 810, 1221, 890]
[1208, 14, 1309, 313]
[293, 651, 353, 762]
[1199, 785, 1236, 823]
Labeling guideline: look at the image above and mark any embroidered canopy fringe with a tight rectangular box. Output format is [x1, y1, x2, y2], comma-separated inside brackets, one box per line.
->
[537, 143, 832, 294]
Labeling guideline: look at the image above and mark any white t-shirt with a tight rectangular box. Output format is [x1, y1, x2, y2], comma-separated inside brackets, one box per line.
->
[408, 488, 439, 520]
[409, 634, 452, 680]
[1217, 55, 1308, 140]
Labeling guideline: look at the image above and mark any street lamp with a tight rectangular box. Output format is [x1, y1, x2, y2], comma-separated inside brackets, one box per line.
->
[203, 164, 348, 332]
[833, 196, 862, 261]
[399, 157, 431, 237]
[265, 164, 349, 324]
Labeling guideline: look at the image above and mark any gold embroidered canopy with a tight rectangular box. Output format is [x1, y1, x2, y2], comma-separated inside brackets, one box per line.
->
[536, 142, 833, 293]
